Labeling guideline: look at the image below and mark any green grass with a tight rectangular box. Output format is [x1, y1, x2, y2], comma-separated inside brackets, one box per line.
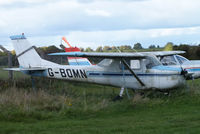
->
[1, 68, 200, 134]
[0, 67, 28, 80]
[1, 93, 200, 134]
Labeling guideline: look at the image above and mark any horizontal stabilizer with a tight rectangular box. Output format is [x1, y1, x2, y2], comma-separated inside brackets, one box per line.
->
[3, 68, 21, 71]
[4, 67, 46, 71]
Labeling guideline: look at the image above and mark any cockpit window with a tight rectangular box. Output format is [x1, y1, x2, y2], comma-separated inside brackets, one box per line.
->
[145, 55, 162, 69]
[161, 56, 177, 65]
[176, 55, 188, 64]
[98, 59, 113, 67]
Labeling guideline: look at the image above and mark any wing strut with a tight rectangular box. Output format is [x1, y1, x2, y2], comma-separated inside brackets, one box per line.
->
[121, 59, 145, 87]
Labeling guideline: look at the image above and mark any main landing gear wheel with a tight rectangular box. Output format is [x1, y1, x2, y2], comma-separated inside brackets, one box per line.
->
[113, 87, 125, 101]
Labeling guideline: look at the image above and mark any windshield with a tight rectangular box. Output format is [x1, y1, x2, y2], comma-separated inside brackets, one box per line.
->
[175, 55, 189, 64]
[145, 55, 162, 69]
[160, 55, 177, 65]
[98, 59, 113, 67]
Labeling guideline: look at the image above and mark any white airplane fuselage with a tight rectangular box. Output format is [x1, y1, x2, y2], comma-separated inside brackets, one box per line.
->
[27, 64, 185, 90]
[10, 34, 186, 91]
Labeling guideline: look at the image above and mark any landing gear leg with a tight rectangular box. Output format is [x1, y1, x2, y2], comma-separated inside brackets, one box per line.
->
[113, 87, 125, 101]
[31, 76, 37, 92]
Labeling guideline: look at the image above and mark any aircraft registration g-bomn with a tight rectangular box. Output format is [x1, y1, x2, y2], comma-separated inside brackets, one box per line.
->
[6, 34, 192, 98]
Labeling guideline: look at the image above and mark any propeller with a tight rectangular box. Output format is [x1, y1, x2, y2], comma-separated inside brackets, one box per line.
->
[180, 67, 188, 77]
[180, 66, 194, 80]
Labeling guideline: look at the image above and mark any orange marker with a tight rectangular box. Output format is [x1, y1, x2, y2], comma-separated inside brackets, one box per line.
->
[62, 37, 72, 48]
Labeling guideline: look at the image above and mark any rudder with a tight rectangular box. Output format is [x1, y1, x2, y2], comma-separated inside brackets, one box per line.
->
[10, 34, 42, 68]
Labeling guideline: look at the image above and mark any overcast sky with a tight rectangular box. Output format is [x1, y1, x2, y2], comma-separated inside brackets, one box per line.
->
[1, 0, 200, 50]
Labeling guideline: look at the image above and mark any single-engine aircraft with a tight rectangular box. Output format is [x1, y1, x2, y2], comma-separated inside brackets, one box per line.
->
[5, 34, 192, 99]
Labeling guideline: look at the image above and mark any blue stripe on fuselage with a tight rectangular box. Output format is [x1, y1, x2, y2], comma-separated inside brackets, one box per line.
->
[151, 65, 182, 72]
[87, 65, 181, 77]
[88, 72, 179, 77]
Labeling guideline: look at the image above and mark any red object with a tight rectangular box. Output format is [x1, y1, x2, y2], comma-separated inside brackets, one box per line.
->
[62, 36, 81, 52]
[62, 37, 72, 48]
[65, 47, 80, 52]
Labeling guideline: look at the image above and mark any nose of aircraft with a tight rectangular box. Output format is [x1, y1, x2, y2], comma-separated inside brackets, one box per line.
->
[182, 60, 200, 79]
[152, 65, 191, 80]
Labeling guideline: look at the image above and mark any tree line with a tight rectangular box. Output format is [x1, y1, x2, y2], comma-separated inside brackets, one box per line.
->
[83, 43, 160, 52]
[1, 42, 200, 66]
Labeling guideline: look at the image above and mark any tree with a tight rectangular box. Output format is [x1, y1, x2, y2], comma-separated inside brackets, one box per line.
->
[164, 42, 173, 51]
[103, 46, 111, 52]
[133, 43, 143, 49]
[111, 46, 118, 52]
[174, 44, 190, 59]
[85, 47, 93, 52]
[119, 45, 132, 51]
[96, 46, 103, 52]
[80, 47, 84, 52]
[149, 45, 156, 49]
[39, 45, 63, 54]
[196, 47, 200, 57]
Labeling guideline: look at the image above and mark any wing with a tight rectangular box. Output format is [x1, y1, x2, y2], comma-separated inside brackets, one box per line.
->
[49, 51, 184, 58]
[142, 51, 185, 57]
[49, 52, 146, 59]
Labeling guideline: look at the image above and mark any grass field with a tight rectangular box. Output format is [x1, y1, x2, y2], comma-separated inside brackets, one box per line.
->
[1, 68, 200, 134]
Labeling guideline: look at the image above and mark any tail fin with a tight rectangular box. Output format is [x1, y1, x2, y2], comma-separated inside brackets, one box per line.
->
[10, 34, 42, 68]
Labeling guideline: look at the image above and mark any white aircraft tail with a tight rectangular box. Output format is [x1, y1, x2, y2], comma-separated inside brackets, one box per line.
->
[10, 34, 57, 68]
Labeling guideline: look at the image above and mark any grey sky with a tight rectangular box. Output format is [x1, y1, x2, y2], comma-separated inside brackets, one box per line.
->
[0, 0, 200, 50]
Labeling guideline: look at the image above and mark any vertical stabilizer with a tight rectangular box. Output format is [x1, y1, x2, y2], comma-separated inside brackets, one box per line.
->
[10, 34, 42, 68]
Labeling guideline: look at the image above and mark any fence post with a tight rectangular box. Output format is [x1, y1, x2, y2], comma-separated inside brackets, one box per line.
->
[0, 45, 13, 80]
[8, 52, 13, 80]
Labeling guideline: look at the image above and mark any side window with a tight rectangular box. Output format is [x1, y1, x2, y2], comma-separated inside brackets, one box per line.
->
[130, 60, 140, 69]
